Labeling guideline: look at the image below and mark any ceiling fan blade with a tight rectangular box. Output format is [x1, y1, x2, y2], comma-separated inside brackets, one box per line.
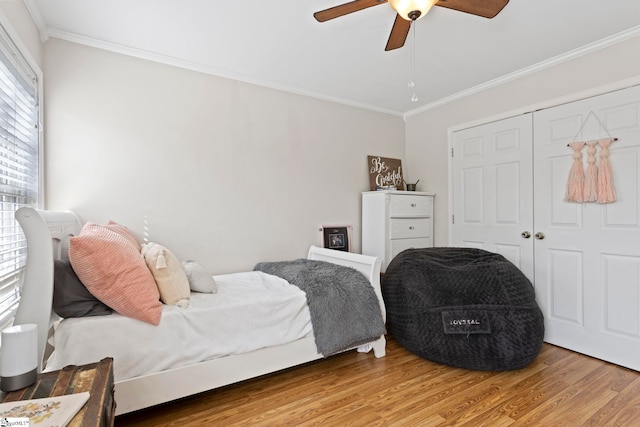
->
[435, 0, 509, 18]
[385, 14, 412, 51]
[314, 0, 386, 22]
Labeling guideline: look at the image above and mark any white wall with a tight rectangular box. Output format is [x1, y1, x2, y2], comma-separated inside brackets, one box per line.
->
[43, 38, 405, 273]
[18, 3, 640, 269]
[405, 34, 640, 247]
[0, 1, 42, 68]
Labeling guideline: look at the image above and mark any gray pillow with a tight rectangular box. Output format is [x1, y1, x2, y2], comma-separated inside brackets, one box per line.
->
[53, 259, 113, 318]
[180, 260, 217, 293]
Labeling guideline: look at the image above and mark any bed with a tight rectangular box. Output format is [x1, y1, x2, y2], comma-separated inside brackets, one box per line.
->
[12, 207, 386, 415]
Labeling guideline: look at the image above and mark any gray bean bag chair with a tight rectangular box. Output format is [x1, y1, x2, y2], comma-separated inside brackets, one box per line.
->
[382, 247, 544, 371]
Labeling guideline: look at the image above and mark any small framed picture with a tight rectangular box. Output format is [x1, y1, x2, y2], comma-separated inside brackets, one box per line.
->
[319, 224, 352, 252]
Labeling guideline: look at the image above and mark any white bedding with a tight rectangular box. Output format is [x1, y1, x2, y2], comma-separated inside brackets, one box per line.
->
[45, 271, 313, 382]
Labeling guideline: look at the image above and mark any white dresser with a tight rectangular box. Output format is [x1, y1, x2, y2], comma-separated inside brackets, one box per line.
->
[362, 190, 434, 272]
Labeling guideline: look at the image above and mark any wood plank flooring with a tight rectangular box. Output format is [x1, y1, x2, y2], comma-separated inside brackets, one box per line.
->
[116, 336, 640, 426]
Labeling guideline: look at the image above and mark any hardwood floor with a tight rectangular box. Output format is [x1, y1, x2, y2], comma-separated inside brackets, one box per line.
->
[116, 336, 640, 426]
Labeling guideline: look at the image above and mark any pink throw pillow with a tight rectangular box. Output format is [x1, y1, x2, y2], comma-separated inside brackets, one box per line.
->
[69, 222, 162, 325]
[106, 220, 141, 251]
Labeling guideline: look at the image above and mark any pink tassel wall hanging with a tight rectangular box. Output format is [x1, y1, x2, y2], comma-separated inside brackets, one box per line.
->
[565, 141, 585, 203]
[583, 140, 598, 202]
[597, 137, 617, 203]
[565, 110, 618, 204]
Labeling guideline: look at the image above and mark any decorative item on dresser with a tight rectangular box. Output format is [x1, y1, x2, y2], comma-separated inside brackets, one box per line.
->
[367, 155, 404, 190]
[362, 190, 434, 272]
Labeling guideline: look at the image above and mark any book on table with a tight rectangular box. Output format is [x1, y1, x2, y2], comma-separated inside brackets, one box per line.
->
[0, 391, 90, 426]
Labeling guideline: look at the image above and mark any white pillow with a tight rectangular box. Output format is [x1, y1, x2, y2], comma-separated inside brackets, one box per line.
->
[142, 242, 190, 308]
[181, 260, 218, 293]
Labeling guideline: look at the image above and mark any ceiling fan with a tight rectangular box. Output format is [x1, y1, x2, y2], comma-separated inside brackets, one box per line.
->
[314, 0, 510, 51]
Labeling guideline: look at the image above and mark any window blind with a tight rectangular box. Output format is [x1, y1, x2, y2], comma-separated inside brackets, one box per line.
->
[0, 24, 39, 329]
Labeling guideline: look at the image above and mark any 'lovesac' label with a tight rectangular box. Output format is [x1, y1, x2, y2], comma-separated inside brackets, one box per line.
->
[441, 310, 491, 334]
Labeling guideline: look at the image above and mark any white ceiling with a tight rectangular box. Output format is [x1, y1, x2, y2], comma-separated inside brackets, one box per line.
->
[25, 0, 640, 116]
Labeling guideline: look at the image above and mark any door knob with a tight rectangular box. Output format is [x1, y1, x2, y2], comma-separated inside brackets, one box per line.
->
[521, 231, 531, 239]
[535, 232, 545, 240]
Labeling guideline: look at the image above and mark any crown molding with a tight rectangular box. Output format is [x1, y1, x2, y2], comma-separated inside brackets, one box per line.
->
[404, 25, 640, 120]
[22, 0, 403, 116]
[43, 27, 404, 118]
[20, 0, 639, 119]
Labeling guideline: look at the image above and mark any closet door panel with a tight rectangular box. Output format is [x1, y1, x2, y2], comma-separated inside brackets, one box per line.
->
[461, 167, 484, 223]
[602, 254, 640, 337]
[452, 114, 534, 280]
[495, 162, 520, 224]
[547, 248, 583, 325]
[534, 85, 640, 371]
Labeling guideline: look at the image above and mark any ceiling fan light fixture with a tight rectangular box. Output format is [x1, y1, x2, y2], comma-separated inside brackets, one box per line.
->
[388, 0, 437, 21]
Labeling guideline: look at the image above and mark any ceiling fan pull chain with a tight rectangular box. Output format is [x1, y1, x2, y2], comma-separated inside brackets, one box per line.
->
[408, 21, 415, 88]
[409, 21, 418, 102]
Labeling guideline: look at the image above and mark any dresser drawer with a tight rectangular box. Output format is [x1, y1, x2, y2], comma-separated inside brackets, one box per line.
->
[389, 218, 430, 239]
[362, 191, 434, 272]
[390, 238, 431, 259]
[389, 195, 433, 217]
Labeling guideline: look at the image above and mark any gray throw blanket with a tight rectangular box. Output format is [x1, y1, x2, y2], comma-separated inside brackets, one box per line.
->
[254, 259, 386, 356]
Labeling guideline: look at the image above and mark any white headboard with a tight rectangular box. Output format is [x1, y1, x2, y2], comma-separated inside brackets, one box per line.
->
[14, 208, 82, 372]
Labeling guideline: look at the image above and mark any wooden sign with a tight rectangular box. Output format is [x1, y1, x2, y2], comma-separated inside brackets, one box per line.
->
[367, 156, 404, 190]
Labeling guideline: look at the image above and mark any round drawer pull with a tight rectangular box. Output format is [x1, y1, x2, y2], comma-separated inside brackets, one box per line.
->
[409, 226, 415, 230]
[411, 203, 417, 207]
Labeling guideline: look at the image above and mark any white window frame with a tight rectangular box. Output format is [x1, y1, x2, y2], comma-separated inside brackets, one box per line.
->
[0, 12, 43, 330]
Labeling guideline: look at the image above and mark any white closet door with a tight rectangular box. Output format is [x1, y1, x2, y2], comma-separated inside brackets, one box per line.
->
[451, 114, 534, 280]
[533, 85, 640, 371]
